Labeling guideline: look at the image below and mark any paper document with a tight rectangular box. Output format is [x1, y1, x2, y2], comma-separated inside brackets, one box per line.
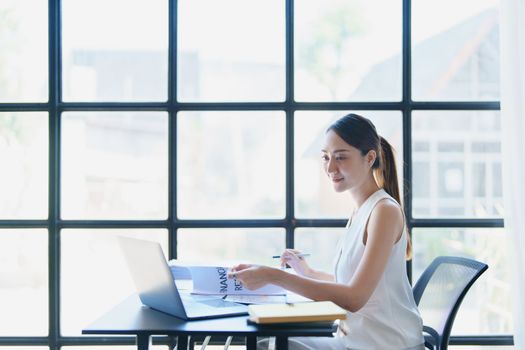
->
[225, 291, 312, 305]
[285, 291, 312, 304]
[170, 265, 192, 280]
[224, 295, 287, 305]
[169, 262, 286, 296]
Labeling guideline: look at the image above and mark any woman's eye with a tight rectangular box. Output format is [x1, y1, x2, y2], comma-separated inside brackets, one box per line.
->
[321, 155, 329, 161]
[335, 156, 345, 161]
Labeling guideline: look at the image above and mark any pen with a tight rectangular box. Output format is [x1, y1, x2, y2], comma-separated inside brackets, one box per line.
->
[272, 253, 311, 259]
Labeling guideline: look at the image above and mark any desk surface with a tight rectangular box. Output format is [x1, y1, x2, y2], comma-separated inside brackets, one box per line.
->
[83, 295, 336, 338]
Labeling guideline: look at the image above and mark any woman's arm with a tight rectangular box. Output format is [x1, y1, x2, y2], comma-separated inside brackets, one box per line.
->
[231, 200, 403, 312]
[279, 249, 335, 282]
[305, 268, 335, 282]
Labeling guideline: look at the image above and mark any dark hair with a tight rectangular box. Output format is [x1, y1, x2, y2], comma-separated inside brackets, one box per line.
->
[327, 113, 412, 259]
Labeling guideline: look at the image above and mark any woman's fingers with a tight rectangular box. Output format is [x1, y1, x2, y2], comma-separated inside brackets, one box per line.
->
[227, 265, 271, 290]
[284, 249, 303, 258]
[231, 263, 252, 271]
[227, 263, 255, 278]
[280, 254, 293, 265]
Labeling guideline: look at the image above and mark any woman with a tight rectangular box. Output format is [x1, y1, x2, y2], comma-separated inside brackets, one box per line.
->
[229, 113, 424, 350]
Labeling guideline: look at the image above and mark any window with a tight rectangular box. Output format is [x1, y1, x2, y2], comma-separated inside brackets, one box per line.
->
[0, 0, 509, 348]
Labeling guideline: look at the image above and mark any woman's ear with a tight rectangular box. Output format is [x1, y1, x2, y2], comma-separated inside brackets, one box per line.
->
[367, 150, 377, 167]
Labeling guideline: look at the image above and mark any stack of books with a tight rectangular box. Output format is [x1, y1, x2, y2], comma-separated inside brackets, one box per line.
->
[248, 301, 347, 324]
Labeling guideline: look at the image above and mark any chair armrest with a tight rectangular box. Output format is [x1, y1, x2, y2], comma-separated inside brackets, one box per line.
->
[422, 325, 439, 349]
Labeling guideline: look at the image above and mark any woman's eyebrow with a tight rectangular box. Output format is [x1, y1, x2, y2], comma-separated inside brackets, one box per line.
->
[321, 149, 351, 153]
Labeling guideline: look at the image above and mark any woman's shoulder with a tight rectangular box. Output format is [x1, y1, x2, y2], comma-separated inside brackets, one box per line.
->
[368, 197, 404, 231]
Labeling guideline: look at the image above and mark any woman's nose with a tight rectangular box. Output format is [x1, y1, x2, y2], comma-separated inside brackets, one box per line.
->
[326, 158, 337, 174]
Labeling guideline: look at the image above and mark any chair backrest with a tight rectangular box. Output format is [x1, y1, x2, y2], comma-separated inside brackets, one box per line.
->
[413, 256, 488, 350]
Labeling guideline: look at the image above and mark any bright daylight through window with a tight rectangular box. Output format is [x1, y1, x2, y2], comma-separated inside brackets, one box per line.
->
[0, 0, 508, 348]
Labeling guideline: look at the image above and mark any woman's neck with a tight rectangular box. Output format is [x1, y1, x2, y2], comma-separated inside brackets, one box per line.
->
[350, 178, 381, 209]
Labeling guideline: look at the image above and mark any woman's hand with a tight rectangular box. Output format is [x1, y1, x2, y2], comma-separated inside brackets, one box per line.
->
[227, 264, 276, 290]
[279, 249, 312, 277]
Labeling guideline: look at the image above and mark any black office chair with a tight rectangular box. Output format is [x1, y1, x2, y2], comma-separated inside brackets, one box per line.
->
[413, 256, 488, 350]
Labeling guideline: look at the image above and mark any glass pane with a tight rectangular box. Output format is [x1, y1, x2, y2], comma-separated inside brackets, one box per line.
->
[198, 347, 245, 350]
[178, 0, 285, 102]
[413, 228, 512, 335]
[295, 111, 403, 218]
[449, 347, 513, 350]
[295, 0, 402, 101]
[61, 112, 168, 219]
[60, 229, 167, 336]
[412, 0, 499, 100]
[177, 111, 285, 219]
[64, 347, 168, 350]
[177, 229, 285, 266]
[0, 112, 48, 219]
[412, 111, 502, 218]
[62, 0, 168, 102]
[0, 230, 47, 336]
[0, 348, 48, 350]
[294, 228, 345, 273]
[0, 0, 47, 102]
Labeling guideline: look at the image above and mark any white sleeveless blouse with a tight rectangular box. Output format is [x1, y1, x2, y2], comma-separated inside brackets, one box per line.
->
[333, 189, 424, 350]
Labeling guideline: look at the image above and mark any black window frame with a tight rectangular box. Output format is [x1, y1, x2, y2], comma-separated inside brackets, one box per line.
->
[0, 0, 512, 348]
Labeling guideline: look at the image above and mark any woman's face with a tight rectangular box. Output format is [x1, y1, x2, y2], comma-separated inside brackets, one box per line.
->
[321, 130, 373, 193]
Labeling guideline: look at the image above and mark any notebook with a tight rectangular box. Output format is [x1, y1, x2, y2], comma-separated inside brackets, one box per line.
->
[248, 301, 347, 324]
[117, 236, 248, 320]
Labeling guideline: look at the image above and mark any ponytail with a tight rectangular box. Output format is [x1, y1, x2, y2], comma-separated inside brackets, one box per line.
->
[374, 137, 413, 260]
[375, 137, 400, 204]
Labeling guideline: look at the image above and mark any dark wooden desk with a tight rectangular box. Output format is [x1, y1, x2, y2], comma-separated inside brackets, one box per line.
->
[82, 295, 336, 350]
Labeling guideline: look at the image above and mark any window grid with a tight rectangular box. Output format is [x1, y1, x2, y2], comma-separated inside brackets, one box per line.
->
[0, 0, 511, 348]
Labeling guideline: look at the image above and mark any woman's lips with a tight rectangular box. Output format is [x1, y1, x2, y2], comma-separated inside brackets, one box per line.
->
[332, 177, 343, 183]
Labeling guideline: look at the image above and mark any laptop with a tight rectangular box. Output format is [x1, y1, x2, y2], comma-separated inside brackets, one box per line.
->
[117, 236, 248, 320]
